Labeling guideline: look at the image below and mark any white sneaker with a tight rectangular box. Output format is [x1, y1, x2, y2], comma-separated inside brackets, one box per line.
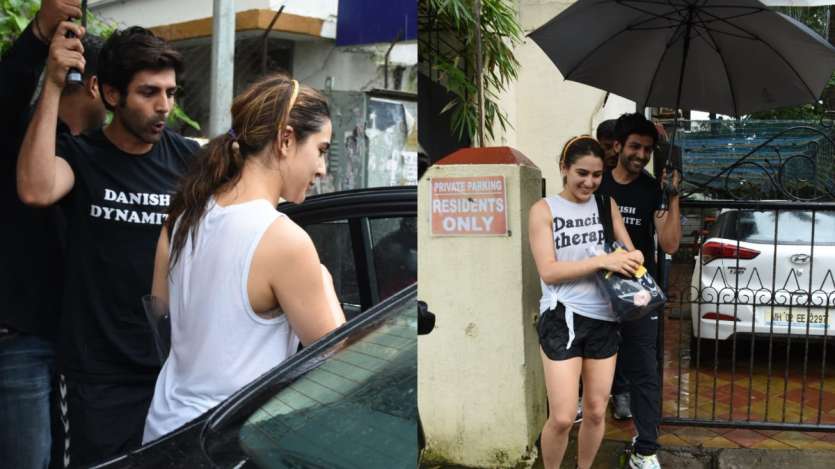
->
[628, 452, 660, 469]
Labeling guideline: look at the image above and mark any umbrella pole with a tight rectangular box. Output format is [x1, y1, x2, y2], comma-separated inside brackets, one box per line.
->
[661, 7, 693, 211]
[655, 9, 693, 367]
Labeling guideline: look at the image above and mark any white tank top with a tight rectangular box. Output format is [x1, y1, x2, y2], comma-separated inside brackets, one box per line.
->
[143, 198, 300, 443]
[538, 195, 615, 323]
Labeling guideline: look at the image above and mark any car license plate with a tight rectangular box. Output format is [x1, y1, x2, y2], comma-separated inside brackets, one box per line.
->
[766, 309, 833, 328]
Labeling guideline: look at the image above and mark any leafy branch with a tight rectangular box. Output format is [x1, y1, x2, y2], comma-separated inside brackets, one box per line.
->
[419, 0, 522, 143]
[749, 6, 835, 120]
[0, 0, 199, 131]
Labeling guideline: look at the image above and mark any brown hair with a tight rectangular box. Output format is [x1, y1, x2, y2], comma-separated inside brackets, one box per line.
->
[97, 26, 183, 111]
[559, 135, 605, 184]
[167, 75, 330, 268]
[559, 135, 605, 167]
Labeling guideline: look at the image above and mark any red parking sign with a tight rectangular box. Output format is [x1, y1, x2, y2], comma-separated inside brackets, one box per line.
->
[430, 176, 508, 236]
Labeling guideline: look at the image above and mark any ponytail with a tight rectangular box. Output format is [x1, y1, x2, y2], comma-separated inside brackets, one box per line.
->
[167, 133, 246, 268]
[165, 74, 329, 269]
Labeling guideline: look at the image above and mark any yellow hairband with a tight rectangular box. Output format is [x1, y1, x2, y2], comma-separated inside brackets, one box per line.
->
[276, 79, 300, 137]
[288, 79, 299, 113]
[560, 135, 596, 164]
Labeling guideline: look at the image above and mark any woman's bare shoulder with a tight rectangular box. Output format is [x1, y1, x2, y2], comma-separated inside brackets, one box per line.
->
[530, 198, 553, 220]
[257, 215, 319, 264]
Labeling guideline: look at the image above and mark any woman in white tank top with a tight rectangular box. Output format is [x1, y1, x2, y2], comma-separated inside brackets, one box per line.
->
[142, 76, 346, 443]
[528, 136, 644, 469]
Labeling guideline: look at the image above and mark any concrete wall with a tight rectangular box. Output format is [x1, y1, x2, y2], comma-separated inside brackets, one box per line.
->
[488, 0, 636, 195]
[294, 41, 417, 92]
[90, 0, 416, 94]
[418, 161, 544, 467]
[90, 0, 337, 33]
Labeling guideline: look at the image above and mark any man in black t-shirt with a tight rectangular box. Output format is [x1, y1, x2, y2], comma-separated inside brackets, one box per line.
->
[0, 2, 108, 468]
[596, 119, 618, 169]
[597, 113, 681, 469]
[18, 24, 199, 466]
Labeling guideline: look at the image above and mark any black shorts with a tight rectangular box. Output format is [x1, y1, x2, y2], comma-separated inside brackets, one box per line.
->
[538, 304, 620, 361]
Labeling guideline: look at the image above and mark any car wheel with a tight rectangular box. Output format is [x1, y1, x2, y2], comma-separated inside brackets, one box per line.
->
[689, 334, 733, 364]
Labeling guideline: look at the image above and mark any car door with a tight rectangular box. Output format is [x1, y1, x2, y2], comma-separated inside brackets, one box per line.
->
[278, 187, 417, 320]
[91, 286, 418, 469]
[201, 286, 418, 468]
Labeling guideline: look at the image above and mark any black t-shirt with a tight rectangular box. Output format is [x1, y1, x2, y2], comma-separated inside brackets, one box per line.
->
[0, 24, 65, 340]
[56, 128, 199, 383]
[598, 170, 662, 277]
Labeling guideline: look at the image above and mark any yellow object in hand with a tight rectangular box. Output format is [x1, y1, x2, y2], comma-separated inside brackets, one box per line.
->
[606, 247, 647, 278]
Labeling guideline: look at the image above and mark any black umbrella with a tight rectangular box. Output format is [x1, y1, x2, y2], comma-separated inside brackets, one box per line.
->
[529, 0, 835, 118]
[531, 0, 835, 211]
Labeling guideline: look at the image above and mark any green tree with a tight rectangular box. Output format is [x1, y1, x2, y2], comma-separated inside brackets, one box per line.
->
[749, 6, 835, 120]
[419, 0, 522, 144]
[0, 0, 199, 131]
[0, 0, 117, 54]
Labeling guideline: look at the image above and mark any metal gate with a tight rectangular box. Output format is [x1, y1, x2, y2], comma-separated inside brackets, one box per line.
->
[661, 121, 835, 432]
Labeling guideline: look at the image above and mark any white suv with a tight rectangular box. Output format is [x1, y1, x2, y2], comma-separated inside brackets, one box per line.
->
[691, 208, 835, 340]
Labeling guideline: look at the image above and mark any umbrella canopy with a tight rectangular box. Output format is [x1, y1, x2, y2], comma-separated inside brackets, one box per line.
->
[529, 0, 835, 117]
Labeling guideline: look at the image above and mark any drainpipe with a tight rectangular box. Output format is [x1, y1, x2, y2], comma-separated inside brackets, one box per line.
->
[209, 0, 235, 137]
[261, 6, 285, 76]
[384, 29, 405, 89]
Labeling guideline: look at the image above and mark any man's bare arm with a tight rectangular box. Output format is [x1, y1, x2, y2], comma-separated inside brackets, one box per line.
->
[17, 21, 83, 207]
[151, 228, 170, 303]
[655, 169, 683, 254]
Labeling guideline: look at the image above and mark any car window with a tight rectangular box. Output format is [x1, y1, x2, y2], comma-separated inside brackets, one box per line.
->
[716, 210, 835, 245]
[369, 216, 417, 301]
[236, 298, 417, 468]
[708, 211, 729, 239]
[304, 221, 360, 306]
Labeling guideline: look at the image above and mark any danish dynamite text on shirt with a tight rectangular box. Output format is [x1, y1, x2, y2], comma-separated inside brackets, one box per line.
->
[104, 189, 171, 206]
[88, 188, 173, 225]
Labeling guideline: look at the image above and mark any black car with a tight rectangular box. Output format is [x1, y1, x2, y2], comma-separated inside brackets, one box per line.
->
[94, 187, 418, 468]
[277, 186, 417, 319]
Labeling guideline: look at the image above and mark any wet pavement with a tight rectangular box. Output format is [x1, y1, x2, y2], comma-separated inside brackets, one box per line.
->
[421, 262, 835, 468]
[632, 262, 835, 450]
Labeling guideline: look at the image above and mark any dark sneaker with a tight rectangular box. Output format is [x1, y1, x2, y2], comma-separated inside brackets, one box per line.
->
[612, 392, 632, 420]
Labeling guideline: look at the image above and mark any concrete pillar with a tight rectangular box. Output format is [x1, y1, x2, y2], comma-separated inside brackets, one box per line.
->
[418, 147, 545, 467]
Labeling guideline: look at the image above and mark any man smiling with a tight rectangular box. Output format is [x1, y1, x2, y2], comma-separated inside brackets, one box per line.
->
[597, 113, 681, 469]
[17, 24, 199, 466]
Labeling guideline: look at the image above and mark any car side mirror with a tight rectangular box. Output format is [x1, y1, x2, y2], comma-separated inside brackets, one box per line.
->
[418, 300, 435, 335]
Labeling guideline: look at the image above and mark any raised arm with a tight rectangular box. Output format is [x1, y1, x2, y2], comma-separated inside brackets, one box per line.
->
[17, 21, 82, 207]
[0, 1, 81, 131]
[654, 169, 682, 254]
[263, 219, 345, 346]
[528, 199, 641, 285]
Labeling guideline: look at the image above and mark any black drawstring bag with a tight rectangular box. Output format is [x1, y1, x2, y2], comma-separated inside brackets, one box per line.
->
[593, 194, 666, 322]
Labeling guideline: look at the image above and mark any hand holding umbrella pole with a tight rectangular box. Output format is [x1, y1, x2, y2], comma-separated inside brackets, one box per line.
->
[65, 0, 87, 86]
[658, 122, 680, 212]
